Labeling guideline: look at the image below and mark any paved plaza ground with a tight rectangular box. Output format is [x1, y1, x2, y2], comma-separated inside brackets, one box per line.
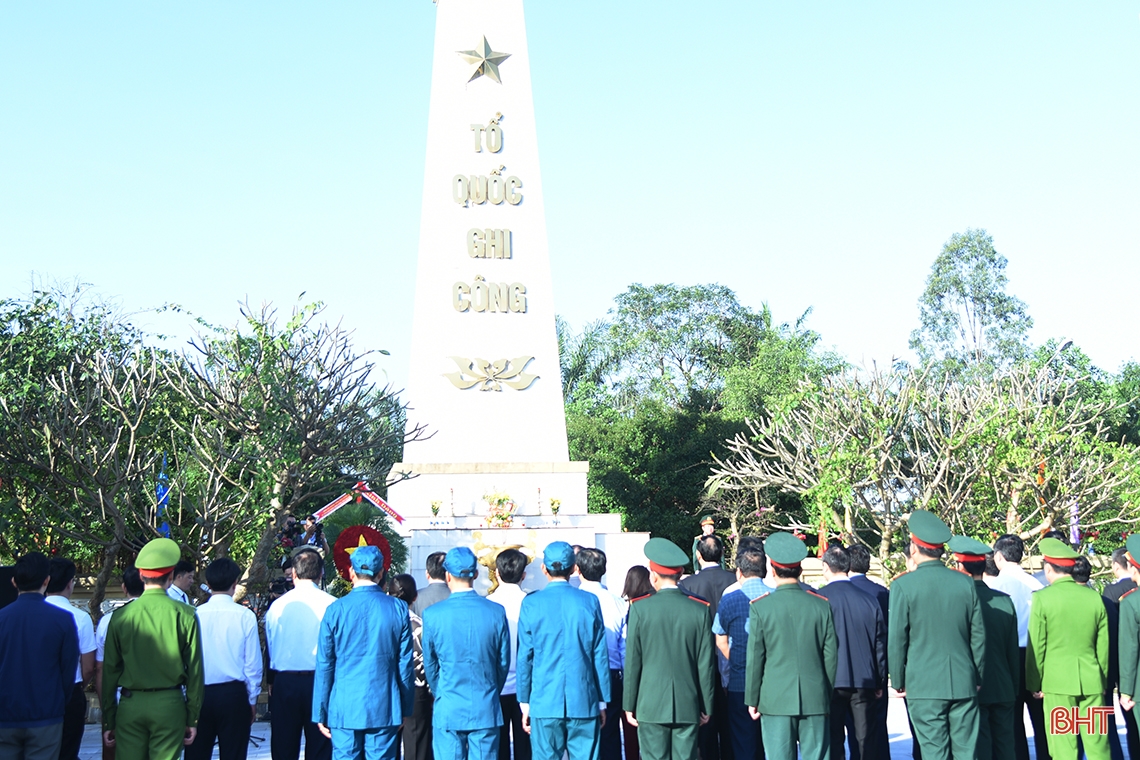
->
[72, 695, 1087, 760]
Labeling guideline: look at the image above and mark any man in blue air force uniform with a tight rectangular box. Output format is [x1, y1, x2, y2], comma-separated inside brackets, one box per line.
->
[422, 547, 512, 760]
[517, 541, 612, 760]
[313, 546, 414, 760]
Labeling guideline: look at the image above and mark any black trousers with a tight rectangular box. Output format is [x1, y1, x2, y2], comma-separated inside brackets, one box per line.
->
[270, 671, 331, 760]
[599, 671, 622, 760]
[498, 693, 532, 760]
[402, 685, 433, 760]
[187, 681, 252, 760]
[1013, 648, 1050, 760]
[697, 682, 732, 760]
[830, 688, 878, 760]
[59, 681, 86, 760]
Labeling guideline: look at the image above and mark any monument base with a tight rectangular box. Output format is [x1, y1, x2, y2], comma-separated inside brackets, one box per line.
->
[387, 461, 645, 592]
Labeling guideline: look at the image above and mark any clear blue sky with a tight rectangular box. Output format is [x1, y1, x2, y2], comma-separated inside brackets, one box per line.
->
[2, 1, 1137, 392]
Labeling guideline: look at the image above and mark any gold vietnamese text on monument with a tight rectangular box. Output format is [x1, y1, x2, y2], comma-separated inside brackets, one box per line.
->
[458, 36, 511, 84]
[444, 356, 538, 391]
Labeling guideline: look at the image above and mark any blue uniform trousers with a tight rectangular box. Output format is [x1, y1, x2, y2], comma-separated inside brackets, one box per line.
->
[330, 726, 400, 760]
[432, 726, 499, 760]
[530, 718, 600, 760]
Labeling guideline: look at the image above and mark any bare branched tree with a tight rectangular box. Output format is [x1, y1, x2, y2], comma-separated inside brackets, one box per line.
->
[165, 302, 428, 594]
[0, 349, 169, 617]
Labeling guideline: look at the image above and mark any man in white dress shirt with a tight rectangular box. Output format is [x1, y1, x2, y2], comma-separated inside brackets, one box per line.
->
[94, 565, 144, 760]
[45, 558, 96, 760]
[575, 548, 628, 760]
[185, 557, 263, 760]
[487, 549, 531, 760]
[265, 548, 335, 760]
[167, 560, 195, 606]
[990, 534, 1048, 760]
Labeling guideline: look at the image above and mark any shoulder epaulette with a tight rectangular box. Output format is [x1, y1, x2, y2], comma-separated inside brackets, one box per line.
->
[806, 589, 828, 600]
[1123, 588, 1138, 601]
[687, 594, 710, 606]
[749, 592, 771, 604]
[630, 593, 652, 603]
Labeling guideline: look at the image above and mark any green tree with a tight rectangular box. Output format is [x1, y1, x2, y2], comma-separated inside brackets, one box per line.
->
[607, 283, 766, 410]
[909, 228, 1033, 376]
[0, 287, 170, 615]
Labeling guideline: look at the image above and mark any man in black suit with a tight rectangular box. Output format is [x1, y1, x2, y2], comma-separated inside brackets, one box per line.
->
[1102, 549, 1140, 760]
[412, 552, 451, 616]
[847, 544, 890, 759]
[680, 534, 738, 760]
[680, 535, 738, 617]
[817, 545, 887, 760]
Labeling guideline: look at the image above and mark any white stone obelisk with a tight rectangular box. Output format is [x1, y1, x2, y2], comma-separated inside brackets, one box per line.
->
[388, 0, 591, 526]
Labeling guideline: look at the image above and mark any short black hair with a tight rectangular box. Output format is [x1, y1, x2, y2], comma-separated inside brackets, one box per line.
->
[696, 535, 724, 564]
[172, 560, 195, 578]
[1112, 548, 1129, 570]
[1072, 556, 1092, 584]
[388, 574, 417, 605]
[735, 548, 765, 578]
[993, 535, 1024, 563]
[1043, 530, 1067, 541]
[1045, 560, 1075, 576]
[576, 548, 607, 582]
[959, 559, 987, 577]
[654, 569, 682, 583]
[546, 560, 575, 580]
[46, 558, 77, 594]
[14, 552, 51, 592]
[293, 549, 323, 581]
[496, 549, 528, 585]
[773, 564, 803, 579]
[426, 552, 447, 581]
[737, 536, 764, 553]
[205, 558, 241, 592]
[908, 541, 943, 560]
[984, 554, 999, 577]
[821, 546, 850, 574]
[122, 565, 144, 597]
[847, 544, 872, 574]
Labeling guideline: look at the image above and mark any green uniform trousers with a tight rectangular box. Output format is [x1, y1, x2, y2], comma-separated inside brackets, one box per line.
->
[907, 697, 979, 760]
[636, 722, 698, 760]
[977, 701, 1016, 760]
[115, 690, 188, 760]
[758, 714, 827, 760]
[1041, 693, 1110, 760]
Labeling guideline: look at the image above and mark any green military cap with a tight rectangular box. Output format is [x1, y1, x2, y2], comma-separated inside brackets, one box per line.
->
[700, 515, 715, 526]
[1126, 535, 1140, 570]
[644, 537, 689, 573]
[948, 535, 991, 561]
[1039, 536, 1079, 566]
[136, 537, 181, 578]
[765, 532, 808, 567]
[908, 509, 951, 549]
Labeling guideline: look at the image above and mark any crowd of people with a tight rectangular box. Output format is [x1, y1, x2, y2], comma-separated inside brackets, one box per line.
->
[3, 508, 1140, 760]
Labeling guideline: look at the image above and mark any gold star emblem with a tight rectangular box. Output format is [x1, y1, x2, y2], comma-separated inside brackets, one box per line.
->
[344, 535, 370, 556]
[457, 36, 511, 84]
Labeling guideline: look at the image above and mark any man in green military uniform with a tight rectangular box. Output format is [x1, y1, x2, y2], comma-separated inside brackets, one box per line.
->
[624, 537, 715, 760]
[889, 510, 986, 760]
[744, 533, 837, 760]
[1116, 535, 1140, 729]
[691, 516, 716, 571]
[102, 538, 205, 760]
[948, 536, 1019, 760]
[1026, 537, 1110, 760]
